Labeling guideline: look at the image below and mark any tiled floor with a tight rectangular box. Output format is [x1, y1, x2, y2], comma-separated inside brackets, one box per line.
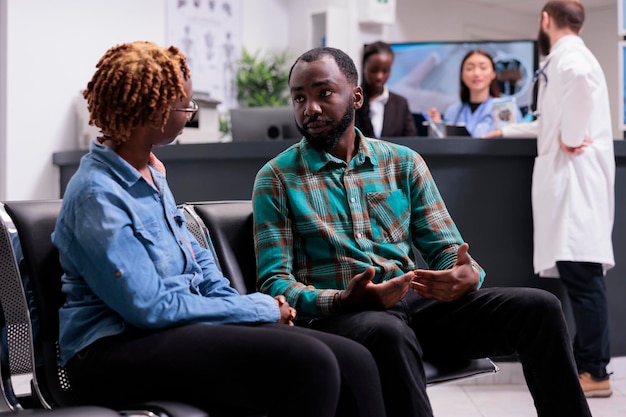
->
[428, 358, 626, 417]
[429, 380, 626, 416]
[12, 358, 626, 416]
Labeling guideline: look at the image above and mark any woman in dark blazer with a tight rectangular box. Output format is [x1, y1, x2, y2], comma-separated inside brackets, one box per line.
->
[355, 41, 417, 138]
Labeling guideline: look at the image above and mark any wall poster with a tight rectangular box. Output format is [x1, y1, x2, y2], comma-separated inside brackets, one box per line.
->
[166, 0, 242, 109]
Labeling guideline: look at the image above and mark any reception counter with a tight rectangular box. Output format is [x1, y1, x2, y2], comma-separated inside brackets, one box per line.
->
[53, 138, 626, 356]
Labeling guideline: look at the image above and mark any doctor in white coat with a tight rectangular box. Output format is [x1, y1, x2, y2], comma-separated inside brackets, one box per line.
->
[485, 0, 615, 398]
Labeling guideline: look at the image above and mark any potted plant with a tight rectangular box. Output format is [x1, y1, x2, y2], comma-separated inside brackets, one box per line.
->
[224, 48, 292, 141]
[235, 47, 290, 107]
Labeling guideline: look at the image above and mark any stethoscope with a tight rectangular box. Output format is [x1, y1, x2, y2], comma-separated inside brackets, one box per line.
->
[531, 57, 551, 118]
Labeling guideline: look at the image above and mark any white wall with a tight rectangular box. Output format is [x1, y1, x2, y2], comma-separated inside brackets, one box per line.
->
[284, 0, 361, 66]
[3, 0, 166, 201]
[0, 0, 622, 200]
[0, 0, 7, 201]
[581, 4, 620, 139]
[241, 0, 290, 55]
[389, 0, 539, 42]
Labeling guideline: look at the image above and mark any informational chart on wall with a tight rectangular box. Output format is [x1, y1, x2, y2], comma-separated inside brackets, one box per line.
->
[166, 0, 242, 109]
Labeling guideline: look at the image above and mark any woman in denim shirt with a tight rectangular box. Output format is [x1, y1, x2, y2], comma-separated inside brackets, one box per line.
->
[52, 41, 385, 417]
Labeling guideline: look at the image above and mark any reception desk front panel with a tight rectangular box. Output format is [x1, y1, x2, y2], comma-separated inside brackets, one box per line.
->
[53, 138, 626, 356]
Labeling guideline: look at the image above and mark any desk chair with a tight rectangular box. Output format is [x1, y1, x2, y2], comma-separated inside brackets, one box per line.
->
[181, 200, 499, 385]
[1, 200, 207, 417]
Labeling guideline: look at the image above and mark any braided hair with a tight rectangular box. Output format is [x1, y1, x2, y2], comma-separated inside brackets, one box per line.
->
[83, 41, 191, 144]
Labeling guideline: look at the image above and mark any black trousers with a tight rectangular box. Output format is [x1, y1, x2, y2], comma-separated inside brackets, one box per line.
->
[66, 323, 386, 417]
[307, 287, 592, 417]
[556, 261, 611, 380]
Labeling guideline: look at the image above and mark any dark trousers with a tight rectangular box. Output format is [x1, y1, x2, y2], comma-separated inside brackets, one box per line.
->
[66, 323, 386, 417]
[556, 261, 611, 380]
[307, 287, 591, 417]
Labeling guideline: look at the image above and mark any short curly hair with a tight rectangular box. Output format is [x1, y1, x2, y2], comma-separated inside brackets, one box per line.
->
[83, 41, 191, 144]
[288, 47, 358, 86]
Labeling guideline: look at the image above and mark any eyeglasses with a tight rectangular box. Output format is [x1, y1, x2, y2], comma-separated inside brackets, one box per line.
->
[172, 99, 198, 123]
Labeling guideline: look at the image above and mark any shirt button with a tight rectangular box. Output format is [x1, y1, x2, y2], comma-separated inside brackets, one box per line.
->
[356, 233, 362, 239]
[350, 197, 355, 203]
[115, 270, 123, 278]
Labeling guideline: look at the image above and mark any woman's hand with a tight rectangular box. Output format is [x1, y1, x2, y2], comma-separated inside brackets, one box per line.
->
[275, 295, 296, 326]
[427, 107, 443, 123]
[481, 129, 503, 138]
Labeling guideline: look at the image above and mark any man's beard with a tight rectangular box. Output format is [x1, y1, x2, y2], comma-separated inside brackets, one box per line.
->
[297, 100, 355, 152]
[538, 27, 551, 56]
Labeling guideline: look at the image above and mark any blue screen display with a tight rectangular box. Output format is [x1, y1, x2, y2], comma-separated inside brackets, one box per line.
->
[387, 40, 537, 116]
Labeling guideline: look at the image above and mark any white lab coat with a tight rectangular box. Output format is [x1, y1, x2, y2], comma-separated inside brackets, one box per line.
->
[502, 35, 615, 278]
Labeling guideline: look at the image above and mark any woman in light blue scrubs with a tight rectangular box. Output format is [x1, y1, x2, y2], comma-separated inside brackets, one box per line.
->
[429, 49, 522, 137]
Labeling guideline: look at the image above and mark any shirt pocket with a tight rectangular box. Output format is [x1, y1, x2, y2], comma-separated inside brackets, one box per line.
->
[133, 217, 174, 276]
[366, 189, 410, 244]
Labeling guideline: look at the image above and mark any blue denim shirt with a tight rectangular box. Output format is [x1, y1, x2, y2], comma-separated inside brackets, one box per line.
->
[52, 142, 279, 365]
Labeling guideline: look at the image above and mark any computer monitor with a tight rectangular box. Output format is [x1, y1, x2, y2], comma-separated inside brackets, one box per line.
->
[230, 106, 299, 142]
[386, 40, 538, 117]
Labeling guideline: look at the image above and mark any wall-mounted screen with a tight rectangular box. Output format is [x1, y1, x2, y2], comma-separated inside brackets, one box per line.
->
[386, 40, 538, 117]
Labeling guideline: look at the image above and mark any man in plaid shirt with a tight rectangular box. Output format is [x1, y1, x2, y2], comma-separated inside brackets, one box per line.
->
[252, 46, 591, 417]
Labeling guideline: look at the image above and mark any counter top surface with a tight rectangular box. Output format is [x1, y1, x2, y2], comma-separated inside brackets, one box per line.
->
[53, 138, 626, 165]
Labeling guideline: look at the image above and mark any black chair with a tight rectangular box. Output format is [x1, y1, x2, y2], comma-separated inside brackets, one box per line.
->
[2, 200, 208, 417]
[0, 204, 46, 409]
[179, 202, 253, 295]
[0, 204, 121, 416]
[182, 200, 499, 385]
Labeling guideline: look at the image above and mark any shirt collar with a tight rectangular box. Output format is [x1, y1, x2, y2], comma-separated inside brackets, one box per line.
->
[89, 141, 163, 189]
[549, 34, 583, 56]
[369, 85, 390, 105]
[298, 127, 377, 173]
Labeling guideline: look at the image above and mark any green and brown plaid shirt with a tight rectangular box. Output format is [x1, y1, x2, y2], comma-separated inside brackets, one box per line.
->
[253, 129, 485, 318]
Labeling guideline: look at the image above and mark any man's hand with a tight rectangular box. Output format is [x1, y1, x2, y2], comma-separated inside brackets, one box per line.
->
[340, 266, 413, 311]
[560, 137, 593, 155]
[410, 243, 479, 302]
[481, 129, 503, 138]
[275, 295, 296, 326]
